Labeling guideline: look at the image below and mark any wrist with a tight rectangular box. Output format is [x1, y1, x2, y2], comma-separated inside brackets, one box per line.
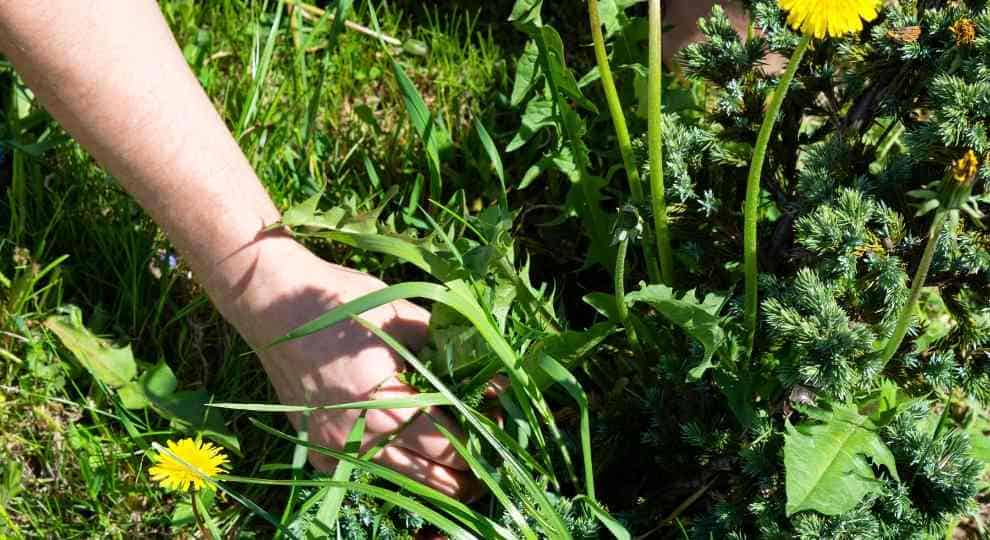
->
[202, 230, 313, 344]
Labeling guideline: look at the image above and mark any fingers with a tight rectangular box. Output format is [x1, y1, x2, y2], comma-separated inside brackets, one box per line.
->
[368, 374, 509, 469]
[308, 448, 337, 472]
[304, 372, 513, 502]
[364, 298, 431, 350]
[389, 407, 468, 470]
[309, 444, 478, 499]
[483, 374, 510, 399]
[368, 376, 468, 470]
[374, 445, 480, 500]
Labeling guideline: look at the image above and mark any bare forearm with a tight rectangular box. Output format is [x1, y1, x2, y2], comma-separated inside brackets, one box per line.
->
[0, 1, 293, 324]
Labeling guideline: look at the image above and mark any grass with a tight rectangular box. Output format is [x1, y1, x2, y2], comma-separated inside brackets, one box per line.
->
[0, 1, 511, 536]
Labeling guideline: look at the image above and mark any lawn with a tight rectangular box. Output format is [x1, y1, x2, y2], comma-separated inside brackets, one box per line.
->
[2, 0, 990, 538]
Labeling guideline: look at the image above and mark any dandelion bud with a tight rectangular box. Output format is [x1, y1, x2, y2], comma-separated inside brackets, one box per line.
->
[940, 149, 980, 210]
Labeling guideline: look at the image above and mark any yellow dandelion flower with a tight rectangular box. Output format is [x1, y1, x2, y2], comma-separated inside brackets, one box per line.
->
[149, 438, 229, 491]
[952, 149, 980, 185]
[779, 0, 881, 39]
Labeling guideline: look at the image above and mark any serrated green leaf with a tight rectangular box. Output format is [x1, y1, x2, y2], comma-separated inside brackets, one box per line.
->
[509, 0, 543, 32]
[539, 27, 597, 114]
[543, 322, 616, 371]
[784, 403, 899, 516]
[626, 285, 726, 379]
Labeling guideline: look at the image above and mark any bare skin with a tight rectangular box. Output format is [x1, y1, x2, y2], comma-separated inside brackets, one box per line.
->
[0, 1, 474, 498]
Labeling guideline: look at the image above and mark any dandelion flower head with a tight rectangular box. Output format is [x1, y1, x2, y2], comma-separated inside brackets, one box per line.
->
[149, 438, 229, 491]
[952, 149, 980, 185]
[778, 0, 881, 39]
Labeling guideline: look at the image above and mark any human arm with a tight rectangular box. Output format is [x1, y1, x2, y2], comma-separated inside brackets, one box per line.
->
[0, 0, 474, 497]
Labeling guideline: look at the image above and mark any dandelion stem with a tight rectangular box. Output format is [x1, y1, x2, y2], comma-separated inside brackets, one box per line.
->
[743, 35, 811, 354]
[589, 0, 661, 284]
[614, 235, 640, 349]
[880, 209, 947, 367]
[648, 0, 674, 286]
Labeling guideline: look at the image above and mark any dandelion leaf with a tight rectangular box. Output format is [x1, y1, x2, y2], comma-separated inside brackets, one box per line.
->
[45, 306, 137, 389]
[784, 403, 899, 516]
[625, 285, 726, 379]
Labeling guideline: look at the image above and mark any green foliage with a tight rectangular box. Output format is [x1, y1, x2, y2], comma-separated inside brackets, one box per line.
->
[783, 403, 898, 516]
[6, 0, 990, 537]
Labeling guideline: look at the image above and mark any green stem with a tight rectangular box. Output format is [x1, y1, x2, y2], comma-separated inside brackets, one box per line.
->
[614, 236, 640, 349]
[876, 121, 904, 163]
[880, 210, 948, 367]
[648, 0, 674, 286]
[743, 35, 811, 353]
[588, 0, 661, 284]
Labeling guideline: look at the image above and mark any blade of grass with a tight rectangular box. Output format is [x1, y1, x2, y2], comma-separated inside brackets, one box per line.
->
[432, 422, 534, 540]
[575, 495, 630, 540]
[210, 393, 451, 413]
[192, 490, 224, 540]
[265, 279, 547, 449]
[224, 476, 477, 540]
[275, 411, 310, 539]
[302, 0, 352, 151]
[473, 119, 508, 211]
[266, 278, 561, 495]
[307, 413, 366, 539]
[238, 0, 285, 136]
[248, 419, 507, 538]
[352, 316, 573, 539]
[538, 355, 594, 500]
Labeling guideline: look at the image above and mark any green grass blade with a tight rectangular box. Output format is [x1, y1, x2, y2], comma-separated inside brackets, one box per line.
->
[352, 316, 573, 539]
[538, 355, 594, 500]
[575, 495, 630, 540]
[302, 0, 353, 150]
[307, 414, 366, 538]
[473, 119, 507, 210]
[193, 490, 224, 539]
[238, 0, 285, 135]
[266, 282, 446, 347]
[224, 476, 477, 540]
[210, 393, 451, 413]
[247, 419, 504, 537]
[268, 278, 561, 511]
[432, 422, 533, 540]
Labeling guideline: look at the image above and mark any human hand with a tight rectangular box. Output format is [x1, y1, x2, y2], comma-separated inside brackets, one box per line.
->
[221, 237, 477, 498]
[665, 0, 785, 73]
